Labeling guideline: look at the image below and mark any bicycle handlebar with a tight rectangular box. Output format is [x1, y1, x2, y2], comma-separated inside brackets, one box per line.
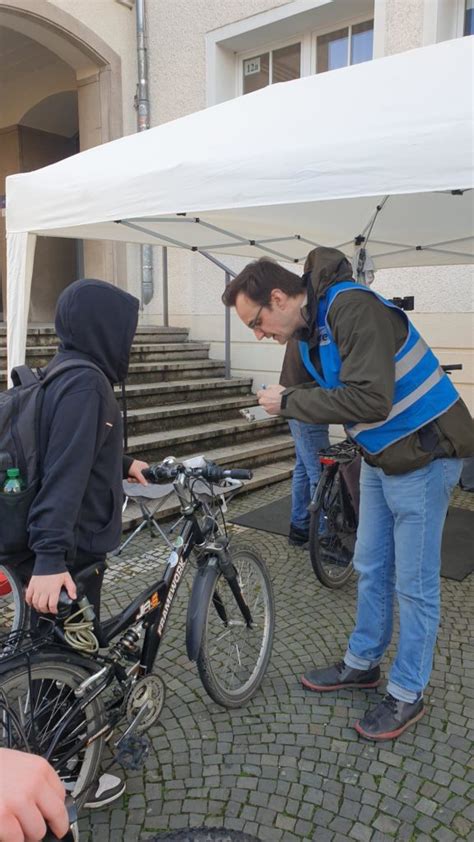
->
[441, 364, 462, 372]
[142, 462, 253, 484]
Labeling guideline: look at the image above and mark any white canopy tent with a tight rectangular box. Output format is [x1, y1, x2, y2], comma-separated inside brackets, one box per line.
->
[5, 36, 474, 371]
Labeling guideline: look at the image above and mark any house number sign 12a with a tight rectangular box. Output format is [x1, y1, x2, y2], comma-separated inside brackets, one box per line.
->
[244, 57, 261, 76]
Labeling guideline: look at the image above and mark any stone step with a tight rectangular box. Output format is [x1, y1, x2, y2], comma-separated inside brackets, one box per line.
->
[125, 394, 257, 435]
[125, 420, 292, 464]
[122, 459, 294, 530]
[0, 324, 190, 348]
[115, 377, 253, 408]
[0, 358, 227, 389]
[125, 359, 226, 384]
[0, 342, 211, 369]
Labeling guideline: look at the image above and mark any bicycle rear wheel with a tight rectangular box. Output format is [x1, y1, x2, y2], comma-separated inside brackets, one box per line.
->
[197, 545, 274, 708]
[0, 655, 105, 809]
[309, 469, 356, 589]
[0, 564, 27, 640]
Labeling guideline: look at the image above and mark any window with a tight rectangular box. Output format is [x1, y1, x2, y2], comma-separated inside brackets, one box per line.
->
[238, 17, 374, 97]
[242, 42, 301, 95]
[465, 0, 474, 34]
[316, 20, 374, 74]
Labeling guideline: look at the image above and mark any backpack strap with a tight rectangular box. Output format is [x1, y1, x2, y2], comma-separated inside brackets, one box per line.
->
[10, 365, 41, 387]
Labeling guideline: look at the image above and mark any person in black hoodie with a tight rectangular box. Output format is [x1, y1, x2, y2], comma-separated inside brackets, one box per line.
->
[22, 279, 147, 808]
[25, 278, 146, 617]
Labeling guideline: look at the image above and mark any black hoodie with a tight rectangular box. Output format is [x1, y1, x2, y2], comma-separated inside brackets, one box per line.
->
[27, 280, 139, 575]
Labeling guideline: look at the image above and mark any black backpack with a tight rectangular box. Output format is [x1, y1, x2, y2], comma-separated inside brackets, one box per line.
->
[0, 360, 103, 564]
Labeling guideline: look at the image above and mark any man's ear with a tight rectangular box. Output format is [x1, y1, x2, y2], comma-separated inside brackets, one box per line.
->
[270, 288, 288, 309]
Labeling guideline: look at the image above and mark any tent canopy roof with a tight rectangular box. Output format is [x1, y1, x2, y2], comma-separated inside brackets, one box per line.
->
[6, 36, 473, 269]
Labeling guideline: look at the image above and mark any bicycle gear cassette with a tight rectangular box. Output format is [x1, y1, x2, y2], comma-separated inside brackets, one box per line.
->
[126, 674, 165, 733]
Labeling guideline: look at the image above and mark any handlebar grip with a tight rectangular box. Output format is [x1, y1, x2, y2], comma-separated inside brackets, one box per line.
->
[56, 589, 74, 620]
[226, 469, 253, 480]
[142, 465, 175, 483]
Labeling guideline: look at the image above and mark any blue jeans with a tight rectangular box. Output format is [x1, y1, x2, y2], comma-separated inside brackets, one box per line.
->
[288, 419, 330, 531]
[345, 458, 462, 702]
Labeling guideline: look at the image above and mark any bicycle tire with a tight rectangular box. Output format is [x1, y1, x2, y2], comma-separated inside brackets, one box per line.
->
[0, 655, 105, 809]
[309, 470, 356, 589]
[196, 545, 274, 708]
[0, 564, 28, 639]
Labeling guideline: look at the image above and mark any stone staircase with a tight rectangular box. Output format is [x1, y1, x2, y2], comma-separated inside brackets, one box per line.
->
[0, 324, 295, 524]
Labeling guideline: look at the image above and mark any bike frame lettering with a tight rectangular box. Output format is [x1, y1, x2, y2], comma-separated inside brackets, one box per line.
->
[157, 555, 187, 636]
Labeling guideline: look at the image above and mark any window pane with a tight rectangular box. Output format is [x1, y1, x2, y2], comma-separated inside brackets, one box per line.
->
[351, 20, 374, 65]
[272, 43, 301, 84]
[465, 0, 474, 35]
[317, 28, 349, 74]
[243, 53, 269, 94]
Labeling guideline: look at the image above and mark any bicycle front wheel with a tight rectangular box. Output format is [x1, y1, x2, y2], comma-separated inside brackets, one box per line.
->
[0, 564, 28, 640]
[0, 655, 105, 809]
[197, 545, 274, 708]
[309, 471, 356, 589]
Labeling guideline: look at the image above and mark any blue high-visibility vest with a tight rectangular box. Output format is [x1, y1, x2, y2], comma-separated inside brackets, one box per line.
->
[298, 281, 459, 455]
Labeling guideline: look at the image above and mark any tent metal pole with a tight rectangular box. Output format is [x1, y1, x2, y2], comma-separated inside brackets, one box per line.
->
[224, 272, 231, 379]
[198, 250, 237, 380]
[162, 247, 169, 326]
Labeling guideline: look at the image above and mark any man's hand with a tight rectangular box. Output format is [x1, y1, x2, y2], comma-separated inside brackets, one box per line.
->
[0, 748, 69, 842]
[25, 572, 77, 615]
[257, 384, 285, 415]
[127, 459, 149, 486]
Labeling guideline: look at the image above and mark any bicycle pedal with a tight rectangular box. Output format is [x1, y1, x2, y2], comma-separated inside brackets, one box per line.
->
[115, 734, 150, 770]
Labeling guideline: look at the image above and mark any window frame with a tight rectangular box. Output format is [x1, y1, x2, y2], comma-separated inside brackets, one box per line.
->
[236, 32, 310, 97]
[312, 14, 374, 75]
[235, 11, 374, 97]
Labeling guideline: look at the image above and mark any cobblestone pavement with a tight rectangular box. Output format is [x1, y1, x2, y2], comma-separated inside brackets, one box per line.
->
[78, 481, 474, 842]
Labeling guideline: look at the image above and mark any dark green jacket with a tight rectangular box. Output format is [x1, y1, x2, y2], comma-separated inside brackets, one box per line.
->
[280, 262, 474, 475]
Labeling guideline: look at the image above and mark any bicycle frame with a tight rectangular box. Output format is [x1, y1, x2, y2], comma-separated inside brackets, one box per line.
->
[75, 495, 216, 675]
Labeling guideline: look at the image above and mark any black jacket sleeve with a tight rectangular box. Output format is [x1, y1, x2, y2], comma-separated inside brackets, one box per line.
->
[123, 455, 134, 478]
[27, 387, 106, 575]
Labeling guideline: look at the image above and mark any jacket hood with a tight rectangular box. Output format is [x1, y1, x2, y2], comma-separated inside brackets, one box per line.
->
[55, 279, 139, 383]
[305, 246, 354, 301]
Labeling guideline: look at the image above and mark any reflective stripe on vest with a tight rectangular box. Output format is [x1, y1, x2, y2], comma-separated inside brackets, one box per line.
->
[298, 282, 459, 455]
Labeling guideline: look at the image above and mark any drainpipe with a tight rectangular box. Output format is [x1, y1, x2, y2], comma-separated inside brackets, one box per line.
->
[136, 0, 154, 306]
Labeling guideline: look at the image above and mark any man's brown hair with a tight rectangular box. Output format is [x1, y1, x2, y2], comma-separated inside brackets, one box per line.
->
[221, 258, 304, 307]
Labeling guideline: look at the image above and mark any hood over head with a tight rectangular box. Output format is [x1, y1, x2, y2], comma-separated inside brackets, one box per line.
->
[304, 246, 354, 300]
[55, 279, 139, 383]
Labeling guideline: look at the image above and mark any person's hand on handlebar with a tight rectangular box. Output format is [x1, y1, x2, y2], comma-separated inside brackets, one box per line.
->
[0, 748, 69, 842]
[26, 572, 77, 615]
[127, 459, 149, 486]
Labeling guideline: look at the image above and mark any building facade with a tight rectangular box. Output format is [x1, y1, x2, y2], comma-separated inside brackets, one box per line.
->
[1, 0, 472, 410]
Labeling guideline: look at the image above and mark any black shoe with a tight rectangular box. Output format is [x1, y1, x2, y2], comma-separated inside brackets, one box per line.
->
[355, 693, 425, 741]
[302, 659, 381, 692]
[83, 774, 125, 809]
[288, 524, 309, 548]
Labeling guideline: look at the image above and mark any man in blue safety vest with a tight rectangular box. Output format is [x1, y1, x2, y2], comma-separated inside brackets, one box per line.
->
[222, 247, 474, 740]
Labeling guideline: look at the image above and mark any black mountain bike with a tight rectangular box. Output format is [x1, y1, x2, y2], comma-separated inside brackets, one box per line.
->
[0, 459, 274, 809]
[308, 440, 359, 589]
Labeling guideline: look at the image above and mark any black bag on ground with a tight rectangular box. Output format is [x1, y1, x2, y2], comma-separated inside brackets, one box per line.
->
[0, 360, 103, 564]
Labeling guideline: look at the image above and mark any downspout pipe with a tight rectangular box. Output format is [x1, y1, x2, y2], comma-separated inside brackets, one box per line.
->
[136, 0, 154, 306]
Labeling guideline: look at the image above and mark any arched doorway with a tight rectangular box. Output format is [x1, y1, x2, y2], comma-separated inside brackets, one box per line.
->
[0, 0, 124, 322]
